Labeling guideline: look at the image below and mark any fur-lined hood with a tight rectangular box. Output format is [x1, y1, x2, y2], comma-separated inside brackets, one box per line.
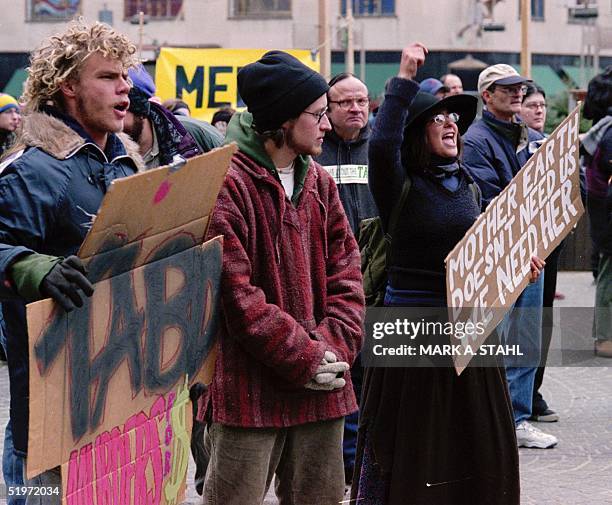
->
[7, 111, 145, 171]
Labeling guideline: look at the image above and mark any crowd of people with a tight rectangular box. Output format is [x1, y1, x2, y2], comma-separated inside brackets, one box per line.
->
[0, 18, 609, 505]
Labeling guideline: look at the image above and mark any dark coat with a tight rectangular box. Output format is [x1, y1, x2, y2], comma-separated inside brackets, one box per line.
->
[584, 119, 612, 254]
[204, 112, 364, 427]
[463, 110, 544, 209]
[314, 126, 378, 237]
[0, 111, 142, 455]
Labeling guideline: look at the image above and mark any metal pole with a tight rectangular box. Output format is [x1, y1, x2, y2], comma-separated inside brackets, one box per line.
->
[360, 20, 366, 83]
[346, 0, 354, 74]
[318, 0, 330, 79]
[593, 22, 601, 76]
[138, 10, 145, 60]
[580, 23, 586, 88]
[520, 0, 531, 78]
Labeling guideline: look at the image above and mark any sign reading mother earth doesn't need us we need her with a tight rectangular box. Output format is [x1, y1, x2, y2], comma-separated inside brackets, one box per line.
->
[446, 104, 584, 373]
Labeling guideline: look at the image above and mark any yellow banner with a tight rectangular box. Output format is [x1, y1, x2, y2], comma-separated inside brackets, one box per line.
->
[155, 48, 320, 122]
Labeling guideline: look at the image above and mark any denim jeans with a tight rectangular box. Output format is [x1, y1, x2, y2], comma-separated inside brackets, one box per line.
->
[3, 420, 25, 505]
[22, 464, 61, 505]
[498, 273, 544, 425]
[1, 311, 26, 505]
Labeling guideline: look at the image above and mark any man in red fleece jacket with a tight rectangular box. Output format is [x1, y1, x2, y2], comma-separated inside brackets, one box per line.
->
[203, 51, 365, 504]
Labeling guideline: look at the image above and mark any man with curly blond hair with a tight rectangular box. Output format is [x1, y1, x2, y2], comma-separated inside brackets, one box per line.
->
[0, 20, 143, 503]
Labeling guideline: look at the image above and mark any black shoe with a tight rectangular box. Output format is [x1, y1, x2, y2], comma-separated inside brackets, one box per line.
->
[530, 408, 559, 422]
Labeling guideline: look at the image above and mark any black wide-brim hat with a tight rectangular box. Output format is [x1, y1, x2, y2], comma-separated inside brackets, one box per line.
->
[404, 92, 478, 135]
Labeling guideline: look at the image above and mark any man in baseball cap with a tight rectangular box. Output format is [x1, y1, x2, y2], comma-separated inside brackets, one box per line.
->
[462, 64, 558, 450]
[419, 77, 449, 98]
[202, 51, 364, 503]
[477, 63, 530, 94]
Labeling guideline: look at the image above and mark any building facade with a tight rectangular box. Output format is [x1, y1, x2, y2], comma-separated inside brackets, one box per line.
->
[1, 1, 611, 98]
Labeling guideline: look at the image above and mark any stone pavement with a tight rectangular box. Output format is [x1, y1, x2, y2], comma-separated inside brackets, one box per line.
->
[518, 272, 612, 505]
[0, 272, 609, 504]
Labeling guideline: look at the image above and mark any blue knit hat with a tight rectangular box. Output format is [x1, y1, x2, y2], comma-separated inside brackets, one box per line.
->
[0, 93, 19, 114]
[128, 66, 156, 98]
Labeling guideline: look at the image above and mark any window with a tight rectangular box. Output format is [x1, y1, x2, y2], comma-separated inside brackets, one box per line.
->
[124, 0, 183, 20]
[27, 0, 81, 22]
[230, 0, 292, 18]
[341, 0, 395, 16]
[518, 0, 545, 21]
[531, 0, 545, 19]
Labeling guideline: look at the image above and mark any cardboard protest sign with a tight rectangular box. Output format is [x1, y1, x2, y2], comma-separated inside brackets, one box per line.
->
[155, 48, 320, 122]
[445, 105, 584, 373]
[26, 145, 235, 504]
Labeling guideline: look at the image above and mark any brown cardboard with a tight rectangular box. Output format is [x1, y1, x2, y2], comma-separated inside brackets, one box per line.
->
[445, 106, 584, 373]
[26, 145, 234, 503]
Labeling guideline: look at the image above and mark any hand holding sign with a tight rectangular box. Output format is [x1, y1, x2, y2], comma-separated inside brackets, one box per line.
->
[529, 255, 546, 283]
[41, 256, 94, 312]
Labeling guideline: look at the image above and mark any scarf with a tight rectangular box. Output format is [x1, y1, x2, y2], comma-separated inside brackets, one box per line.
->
[425, 154, 461, 191]
[129, 86, 183, 166]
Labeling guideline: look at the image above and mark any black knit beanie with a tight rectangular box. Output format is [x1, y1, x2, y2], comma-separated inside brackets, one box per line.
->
[237, 51, 329, 133]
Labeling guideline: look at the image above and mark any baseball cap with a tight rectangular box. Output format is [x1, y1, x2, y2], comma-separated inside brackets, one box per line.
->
[419, 78, 449, 96]
[478, 64, 530, 94]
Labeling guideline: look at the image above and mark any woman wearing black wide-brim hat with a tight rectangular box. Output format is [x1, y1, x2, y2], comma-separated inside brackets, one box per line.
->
[351, 44, 530, 505]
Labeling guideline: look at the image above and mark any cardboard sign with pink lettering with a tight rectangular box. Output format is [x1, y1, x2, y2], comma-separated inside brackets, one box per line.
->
[445, 105, 584, 373]
[26, 145, 235, 504]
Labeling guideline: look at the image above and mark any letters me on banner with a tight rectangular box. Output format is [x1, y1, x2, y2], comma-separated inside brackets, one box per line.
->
[26, 145, 235, 504]
[445, 105, 584, 374]
[155, 48, 320, 122]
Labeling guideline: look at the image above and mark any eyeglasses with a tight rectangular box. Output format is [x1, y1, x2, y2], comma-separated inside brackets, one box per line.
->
[302, 106, 329, 124]
[329, 98, 370, 110]
[495, 85, 528, 96]
[523, 102, 547, 111]
[429, 112, 460, 126]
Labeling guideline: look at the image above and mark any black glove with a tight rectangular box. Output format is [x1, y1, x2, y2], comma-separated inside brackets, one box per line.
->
[40, 256, 94, 312]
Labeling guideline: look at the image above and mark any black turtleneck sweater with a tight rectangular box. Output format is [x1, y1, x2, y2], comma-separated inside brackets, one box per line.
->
[369, 77, 480, 295]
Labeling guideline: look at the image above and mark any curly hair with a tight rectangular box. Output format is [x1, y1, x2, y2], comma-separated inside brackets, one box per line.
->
[22, 18, 139, 112]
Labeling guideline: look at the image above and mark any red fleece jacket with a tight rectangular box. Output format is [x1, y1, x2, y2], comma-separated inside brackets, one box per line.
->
[205, 150, 365, 427]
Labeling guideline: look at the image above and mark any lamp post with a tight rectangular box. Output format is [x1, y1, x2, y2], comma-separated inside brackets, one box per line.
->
[520, 0, 531, 78]
[346, 0, 354, 74]
[318, 0, 330, 79]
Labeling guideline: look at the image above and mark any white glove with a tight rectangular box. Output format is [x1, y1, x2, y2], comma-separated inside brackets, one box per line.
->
[304, 351, 349, 391]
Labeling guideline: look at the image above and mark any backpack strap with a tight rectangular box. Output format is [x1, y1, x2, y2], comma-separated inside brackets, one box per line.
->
[384, 175, 412, 264]
[468, 181, 481, 208]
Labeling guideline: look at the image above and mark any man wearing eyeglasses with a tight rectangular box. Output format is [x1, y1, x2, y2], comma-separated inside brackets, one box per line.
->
[314, 72, 377, 486]
[315, 74, 378, 239]
[463, 64, 557, 450]
[202, 51, 365, 504]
